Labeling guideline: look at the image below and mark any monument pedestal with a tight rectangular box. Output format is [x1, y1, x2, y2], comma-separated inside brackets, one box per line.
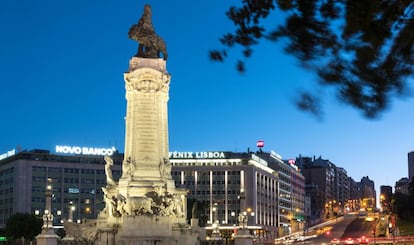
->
[96, 216, 198, 245]
[234, 229, 254, 245]
[36, 228, 59, 245]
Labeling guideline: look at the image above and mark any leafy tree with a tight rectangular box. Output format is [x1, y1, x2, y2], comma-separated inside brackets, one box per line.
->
[210, 0, 414, 118]
[4, 213, 43, 242]
[393, 190, 414, 220]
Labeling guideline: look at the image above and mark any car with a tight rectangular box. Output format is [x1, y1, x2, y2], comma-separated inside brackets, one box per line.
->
[295, 234, 317, 241]
[356, 236, 369, 244]
[344, 237, 355, 244]
[331, 238, 341, 245]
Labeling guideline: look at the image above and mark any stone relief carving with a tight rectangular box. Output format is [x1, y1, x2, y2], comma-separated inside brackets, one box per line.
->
[146, 191, 184, 218]
[63, 218, 97, 241]
[122, 156, 136, 178]
[125, 72, 170, 93]
[128, 4, 168, 60]
[159, 157, 172, 183]
[100, 188, 185, 219]
[102, 187, 121, 217]
[116, 195, 154, 216]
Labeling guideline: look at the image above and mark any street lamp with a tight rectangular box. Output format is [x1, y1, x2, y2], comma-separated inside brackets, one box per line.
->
[68, 201, 75, 222]
[211, 204, 221, 240]
[42, 182, 54, 229]
[36, 179, 59, 244]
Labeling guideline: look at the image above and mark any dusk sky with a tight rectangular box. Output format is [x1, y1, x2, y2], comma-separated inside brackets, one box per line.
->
[1, 1, 413, 197]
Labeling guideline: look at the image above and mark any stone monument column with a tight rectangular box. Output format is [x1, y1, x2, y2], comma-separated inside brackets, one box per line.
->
[118, 57, 175, 196]
[93, 5, 200, 245]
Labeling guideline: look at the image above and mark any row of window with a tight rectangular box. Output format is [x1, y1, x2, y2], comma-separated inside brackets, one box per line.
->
[0, 188, 13, 195]
[32, 167, 118, 176]
[0, 167, 14, 177]
[172, 170, 241, 176]
[32, 176, 109, 185]
[190, 190, 241, 195]
[0, 198, 13, 205]
[0, 178, 13, 185]
[172, 161, 240, 167]
[181, 180, 241, 185]
[0, 208, 13, 215]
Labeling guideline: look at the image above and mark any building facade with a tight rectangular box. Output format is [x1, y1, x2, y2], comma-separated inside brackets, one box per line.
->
[170, 150, 306, 238]
[408, 151, 414, 182]
[395, 177, 410, 195]
[0, 148, 122, 228]
[334, 167, 350, 215]
[379, 185, 392, 213]
[359, 176, 376, 211]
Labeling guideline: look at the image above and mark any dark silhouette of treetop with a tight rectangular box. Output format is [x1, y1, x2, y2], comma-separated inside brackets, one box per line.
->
[210, 0, 414, 118]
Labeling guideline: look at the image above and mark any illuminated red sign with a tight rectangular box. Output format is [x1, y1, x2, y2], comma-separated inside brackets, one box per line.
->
[256, 140, 264, 148]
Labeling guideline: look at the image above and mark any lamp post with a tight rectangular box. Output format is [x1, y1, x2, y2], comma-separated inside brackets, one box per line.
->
[43, 182, 54, 229]
[36, 179, 59, 245]
[68, 201, 75, 223]
[234, 193, 254, 245]
[211, 204, 222, 241]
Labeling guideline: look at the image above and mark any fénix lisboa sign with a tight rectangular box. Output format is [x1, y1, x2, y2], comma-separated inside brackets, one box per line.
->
[55, 145, 116, 156]
[169, 151, 226, 159]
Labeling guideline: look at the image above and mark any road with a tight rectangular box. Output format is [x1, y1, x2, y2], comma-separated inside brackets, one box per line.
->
[309, 214, 362, 244]
[261, 213, 414, 245]
[269, 213, 376, 244]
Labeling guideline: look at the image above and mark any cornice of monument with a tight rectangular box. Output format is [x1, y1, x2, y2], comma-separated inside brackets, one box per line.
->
[127, 56, 168, 73]
[124, 59, 171, 93]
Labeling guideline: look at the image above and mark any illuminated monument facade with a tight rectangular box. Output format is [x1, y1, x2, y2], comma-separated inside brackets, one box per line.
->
[92, 5, 199, 245]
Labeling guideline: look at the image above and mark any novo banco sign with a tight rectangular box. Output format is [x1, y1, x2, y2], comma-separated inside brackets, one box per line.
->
[55, 145, 117, 156]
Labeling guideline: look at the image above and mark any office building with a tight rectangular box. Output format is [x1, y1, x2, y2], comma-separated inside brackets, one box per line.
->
[379, 185, 392, 213]
[170, 150, 306, 238]
[359, 176, 376, 211]
[395, 177, 410, 195]
[408, 151, 414, 182]
[335, 167, 350, 215]
[0, 147, 122, 228]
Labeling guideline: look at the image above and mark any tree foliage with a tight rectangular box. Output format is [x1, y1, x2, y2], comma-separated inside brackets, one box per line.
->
[210, 0, 414, 118]
[393, 192, 414, 220]
[4, 213, 43, 241]
[393, 180, 414, 220]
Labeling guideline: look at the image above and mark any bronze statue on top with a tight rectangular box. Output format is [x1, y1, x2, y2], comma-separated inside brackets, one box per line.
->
[129, 4, 168, 60]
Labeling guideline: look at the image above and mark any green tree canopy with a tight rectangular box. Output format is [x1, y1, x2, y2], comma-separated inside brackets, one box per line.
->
[393, 192, 414, 220]
[210, 0, 414, 118]
[4, 213, 43, 241]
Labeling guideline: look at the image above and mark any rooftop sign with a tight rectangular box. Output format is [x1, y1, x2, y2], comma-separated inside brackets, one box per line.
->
[55, 145, 116, 156]
[169, 151, 226, 159]
[0, 149, 16, 161]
